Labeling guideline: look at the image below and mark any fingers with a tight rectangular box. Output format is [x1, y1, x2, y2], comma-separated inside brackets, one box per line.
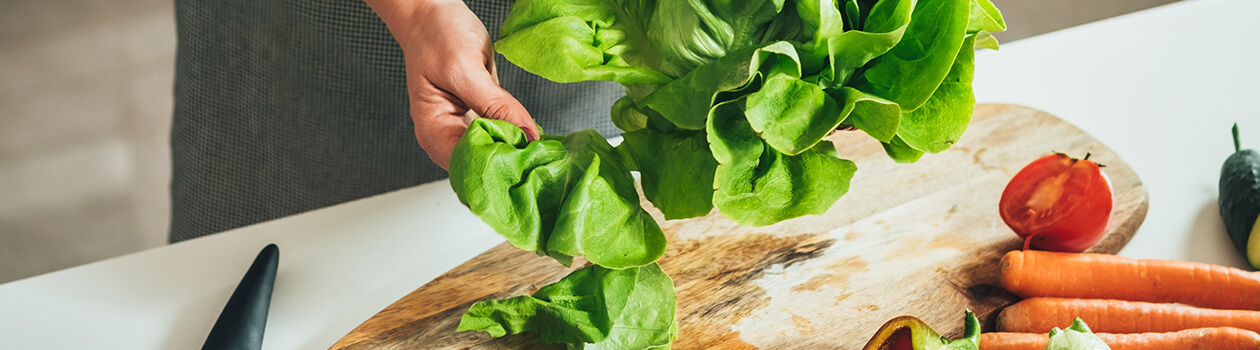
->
[410, 78, 470, 170]
[412, 115, 464, 169]
[438, 61, 539, 141]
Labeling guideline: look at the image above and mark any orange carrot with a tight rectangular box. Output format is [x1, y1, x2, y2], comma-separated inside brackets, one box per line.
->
[999, 250, 1260, 310]
[980, 328, 1260, 350]
[997, 297, 1260, 334]
[978, 332, 1045, 350]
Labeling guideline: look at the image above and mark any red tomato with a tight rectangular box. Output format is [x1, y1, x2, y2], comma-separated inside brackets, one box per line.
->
[999, 153, 1114, 252]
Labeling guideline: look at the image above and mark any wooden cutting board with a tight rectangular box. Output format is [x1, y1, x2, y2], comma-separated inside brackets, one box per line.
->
[330, 104, 1149, 349]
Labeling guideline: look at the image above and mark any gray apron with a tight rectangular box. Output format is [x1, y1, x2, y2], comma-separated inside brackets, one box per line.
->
[170, 0, 624, 242]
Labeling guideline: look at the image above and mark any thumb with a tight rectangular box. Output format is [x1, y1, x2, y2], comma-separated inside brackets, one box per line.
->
[444, 64, 539, 141]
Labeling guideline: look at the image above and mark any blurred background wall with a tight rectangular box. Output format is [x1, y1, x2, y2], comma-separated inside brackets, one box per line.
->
[0, 0, 1177, 283]
[2, 0, 175, 283]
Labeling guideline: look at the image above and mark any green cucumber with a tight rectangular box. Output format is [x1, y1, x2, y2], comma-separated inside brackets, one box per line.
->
[1220, 123, 1260, 269]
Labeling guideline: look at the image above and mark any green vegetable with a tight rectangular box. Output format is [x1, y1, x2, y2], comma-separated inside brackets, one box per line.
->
[619, 128, 718, 219]
[893, 33, 978, 154]
[490, 0, 1004, 226]
[851, 0, 970, 113]
[458, 263, 677, 349]
[449, 119, 666, 269]
[1220, 123, 1260, 269]
[451, 0, 1007, 346]
[1044, 318, 1110, 350]
[708, 97, 856, 226]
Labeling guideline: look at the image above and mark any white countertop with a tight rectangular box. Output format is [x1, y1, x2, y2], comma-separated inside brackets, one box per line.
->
[3, 0, 1258, 348]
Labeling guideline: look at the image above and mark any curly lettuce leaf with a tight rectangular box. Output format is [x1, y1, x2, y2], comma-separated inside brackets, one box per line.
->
[881, 135, 925, 164]
[496, 1, 671, 85]
[458, 264, 677, 349]
[573, 263, 678, 350]
[797, 0, 913, 87]
[637, 41, 798, 130]
[835, 86, 901, 142]
[611, 96, 650, 133]
[852, 0, 971, 113]
[497, 0, 793, 84]
[745, 69, 844, 155]
[707, 98, 856, 226]
[619, 128, 718, 220]
[647, 0, 787, 77]
[895, 33, 977, 154]
[967, 0, 1007, 34]
[449, 118, 665, 269]
[456, 264, 637, 343]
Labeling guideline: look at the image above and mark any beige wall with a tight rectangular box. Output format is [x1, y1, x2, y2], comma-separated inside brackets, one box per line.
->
[1, 0, 175, 283]
[0, 0, 1179, 283]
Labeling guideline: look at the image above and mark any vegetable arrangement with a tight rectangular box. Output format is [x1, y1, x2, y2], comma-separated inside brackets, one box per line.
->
[450, 0, 1006, 347]
[985, 250, 1260, 349]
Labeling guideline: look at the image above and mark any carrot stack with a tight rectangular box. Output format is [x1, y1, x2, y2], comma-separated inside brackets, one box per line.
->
[982, 250, 1260, 349]
[999, 250, 1260, 310]
[981, 327, 1260, 350]
[997, 297, 1260, 334]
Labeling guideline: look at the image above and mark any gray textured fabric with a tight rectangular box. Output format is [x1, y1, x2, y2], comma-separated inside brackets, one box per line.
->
[170, 0, 624, 242]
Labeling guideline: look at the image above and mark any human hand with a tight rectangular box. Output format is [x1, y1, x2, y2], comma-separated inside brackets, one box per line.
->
[366, 0, 540, 169]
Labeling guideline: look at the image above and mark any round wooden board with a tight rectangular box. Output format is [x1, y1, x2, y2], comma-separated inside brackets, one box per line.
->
[330, 104, 1149, 349]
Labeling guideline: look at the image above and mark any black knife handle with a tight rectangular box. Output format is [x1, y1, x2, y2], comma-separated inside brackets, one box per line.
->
[202, 244, 279, 350]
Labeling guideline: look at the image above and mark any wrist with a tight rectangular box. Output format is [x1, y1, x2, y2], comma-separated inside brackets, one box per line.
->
[365, 0, 462, 37]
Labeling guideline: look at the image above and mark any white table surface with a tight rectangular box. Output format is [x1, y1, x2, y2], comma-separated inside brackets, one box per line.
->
[3, 0, 1258, 348]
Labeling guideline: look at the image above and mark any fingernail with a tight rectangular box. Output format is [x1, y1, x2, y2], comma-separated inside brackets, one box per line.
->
[521, 126, 537, 142]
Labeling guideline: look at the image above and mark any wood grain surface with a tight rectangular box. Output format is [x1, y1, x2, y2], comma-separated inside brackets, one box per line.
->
[330, 104, 1150, 349]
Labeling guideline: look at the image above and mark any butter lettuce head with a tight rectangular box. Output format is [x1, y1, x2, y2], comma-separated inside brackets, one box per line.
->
[492, 0, 1005, 226]
[452, 0, 1005, 347]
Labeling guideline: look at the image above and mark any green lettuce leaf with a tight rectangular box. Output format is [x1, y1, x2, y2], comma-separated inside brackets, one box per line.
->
[881, 134, 925, 164]
[745, 68, 844, 155]
[852, 0, 971, 112]
[895, 33, 978, 154]
[707, 98, 857, 226]
[637, 41, 799, 130]
[797, 0, 913, 87]
[456, 264, 637, 343]
[967, 0, 1007, 34]
[449, 118, 666, 269]
[611, 96, 650, 133]
[573, 263, 678, 349]
[496, 0, 794, 83]
[619, 128, 718, 220]
[836, 86, 902, 142]
[496, 4, 671, 85]
[458, 263, 677, 349]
